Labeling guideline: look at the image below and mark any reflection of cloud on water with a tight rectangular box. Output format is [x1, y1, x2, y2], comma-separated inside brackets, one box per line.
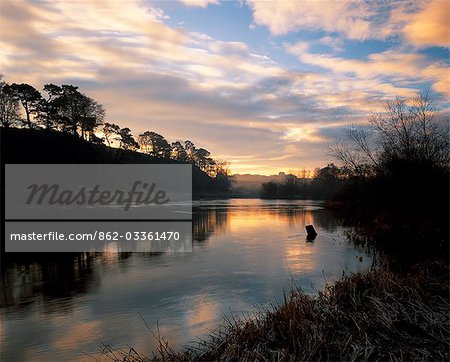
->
[53, 320, 102, 350]
[194, 199, 341, 240]
[130, 294, 220, 356]
[184, 294, 219, 337]
[228, 209, 284, 232]
[284, 241, 316, 274]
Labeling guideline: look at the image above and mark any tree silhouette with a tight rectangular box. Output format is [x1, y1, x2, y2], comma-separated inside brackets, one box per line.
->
[260, 181, 279, 199]
[102, 122, 121, 147]
[89, 132, 104, 144]
[171, 141, 187, 161]
[0, 75, 231, 187]
[38, 84, 103, 136]
[58, 85, 84, 133]
[0, 75, 21, 128]
[78, 97, 104, 140]
[328, 91, 449, 176]
[326, 92, 449, 262]
[184, 140, 196, 162]
[193, 147, 211, 171]
[137, 131, 152, 154]
[138, 131, 170, 158]
[212, 160, 233, 191]
[373, 91, 448, 169]
[118, 127, 138, 150]
[5, 83, 42, 128]
[38, 84, 62, 129]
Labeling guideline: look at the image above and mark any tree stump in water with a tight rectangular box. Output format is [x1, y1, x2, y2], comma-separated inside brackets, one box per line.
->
[305, 225, 317, 241]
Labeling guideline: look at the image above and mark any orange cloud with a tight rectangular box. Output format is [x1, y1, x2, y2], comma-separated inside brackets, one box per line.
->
[403, 0, 449, 48]
[249, 0, 449, 51]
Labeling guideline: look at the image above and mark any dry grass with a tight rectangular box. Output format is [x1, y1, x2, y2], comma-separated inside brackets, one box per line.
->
[103, 263, 449, 362]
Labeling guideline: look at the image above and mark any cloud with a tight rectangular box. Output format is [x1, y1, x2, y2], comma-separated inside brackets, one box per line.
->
[248, 0, 449, 49]
[208, 41, 250, 57]
[287, 44, 449, 96]
[147, 7, 171, 22]
[247, 0, 375, 40]
[402, 0, 450, 48]
[0, 0, 187, 77]
[288, 48, 419, 78]
[179, 0, 219, 8]
[1, 0, 447, 174]
[319, 36, 345, 53]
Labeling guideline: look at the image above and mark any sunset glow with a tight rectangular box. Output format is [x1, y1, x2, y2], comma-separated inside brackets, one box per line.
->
[1, 0, 448, 174]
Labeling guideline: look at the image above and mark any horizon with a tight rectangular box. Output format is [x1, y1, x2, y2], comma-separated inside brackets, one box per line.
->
[1, 0, 449, 175]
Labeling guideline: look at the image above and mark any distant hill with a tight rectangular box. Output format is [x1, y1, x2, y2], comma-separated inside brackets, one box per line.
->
[0, 127, 218, 196]
[232, 172, 288, 195]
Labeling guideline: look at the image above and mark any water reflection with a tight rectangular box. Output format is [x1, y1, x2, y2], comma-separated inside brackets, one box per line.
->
[2, 254, 94, 310]
[1, 199, 372, 361]
[1, 253, 136, 312]
[192, 206, 228, 242]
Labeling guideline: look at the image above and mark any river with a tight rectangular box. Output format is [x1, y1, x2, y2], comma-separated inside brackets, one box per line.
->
[0, 199, 372, 361]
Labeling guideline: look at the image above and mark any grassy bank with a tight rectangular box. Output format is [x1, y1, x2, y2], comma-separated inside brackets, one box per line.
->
[104, 263, 449, 361]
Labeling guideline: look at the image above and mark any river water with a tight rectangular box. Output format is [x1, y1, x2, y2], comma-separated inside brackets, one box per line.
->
[1, 199, 372, 361]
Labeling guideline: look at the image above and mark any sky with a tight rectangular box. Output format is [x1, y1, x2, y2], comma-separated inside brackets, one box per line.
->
[0, 0, 449, 175]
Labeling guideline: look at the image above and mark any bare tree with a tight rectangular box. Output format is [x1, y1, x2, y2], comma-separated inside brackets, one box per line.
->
[328, 91, 449, 176]
[327, 125, 378, 177]
[372, 90, 448, 168]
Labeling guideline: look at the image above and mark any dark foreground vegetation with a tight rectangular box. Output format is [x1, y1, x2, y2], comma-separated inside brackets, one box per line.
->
[104, 264, 448, 361]
[328, 91, 449, 266]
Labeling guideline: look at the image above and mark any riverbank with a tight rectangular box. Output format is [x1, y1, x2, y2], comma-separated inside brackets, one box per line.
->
[0, 127, 230, 197]
[106, 261, 449, 361]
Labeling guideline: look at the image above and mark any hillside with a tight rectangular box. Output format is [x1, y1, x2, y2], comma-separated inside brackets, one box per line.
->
[0, 127, 216, 195]
[233, 172, 285, 190]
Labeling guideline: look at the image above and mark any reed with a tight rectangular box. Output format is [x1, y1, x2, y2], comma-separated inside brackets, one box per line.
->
[103, 262, 449, 361]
